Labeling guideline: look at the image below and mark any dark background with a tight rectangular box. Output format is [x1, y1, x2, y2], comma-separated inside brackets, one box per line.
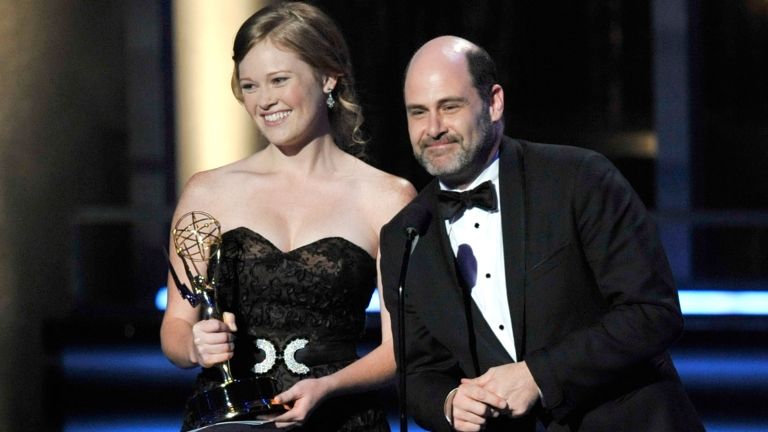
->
[0, 0, 766, 431]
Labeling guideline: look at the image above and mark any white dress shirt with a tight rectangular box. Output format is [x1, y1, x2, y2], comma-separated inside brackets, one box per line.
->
[440, 158, 517, 361]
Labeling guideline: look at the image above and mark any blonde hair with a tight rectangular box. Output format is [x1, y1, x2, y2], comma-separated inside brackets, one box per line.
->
[231, 1, 367, 157]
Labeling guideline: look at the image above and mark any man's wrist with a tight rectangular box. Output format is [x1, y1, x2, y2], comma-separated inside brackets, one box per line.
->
[444, 387, 459, 426]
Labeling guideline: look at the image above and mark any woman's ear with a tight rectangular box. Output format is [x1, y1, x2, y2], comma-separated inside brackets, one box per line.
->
[322, 75, 338, 93]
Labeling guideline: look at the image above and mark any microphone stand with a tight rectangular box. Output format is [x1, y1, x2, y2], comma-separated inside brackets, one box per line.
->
[397, 227, 419, 432]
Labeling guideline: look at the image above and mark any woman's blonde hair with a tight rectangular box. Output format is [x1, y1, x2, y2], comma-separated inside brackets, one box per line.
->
[231, 1, 367, 157]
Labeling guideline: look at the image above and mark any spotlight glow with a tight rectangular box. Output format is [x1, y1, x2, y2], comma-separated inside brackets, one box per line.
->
[678, 290, 768, 315]
[156, 287, 768, 316]
[155, 286, 168, 311]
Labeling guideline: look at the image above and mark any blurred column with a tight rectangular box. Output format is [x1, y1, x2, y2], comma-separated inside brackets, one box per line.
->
[172, 0, 268, 191]
[652, 0, 695, 282]
[125, 0, 175, 308]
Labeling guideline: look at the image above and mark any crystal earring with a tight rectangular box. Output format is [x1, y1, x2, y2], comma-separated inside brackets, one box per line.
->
[326, 92, 335, 109]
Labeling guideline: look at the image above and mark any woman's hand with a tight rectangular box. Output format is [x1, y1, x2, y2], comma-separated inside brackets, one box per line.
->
[263, 377, 333, 429]
[191, 312, 237, 368]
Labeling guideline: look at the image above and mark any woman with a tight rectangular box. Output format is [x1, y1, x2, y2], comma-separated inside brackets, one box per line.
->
[160, 2, 415, 431]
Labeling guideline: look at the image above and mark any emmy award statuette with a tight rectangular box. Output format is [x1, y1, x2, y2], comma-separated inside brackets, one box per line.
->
[170, 211, 285, 429]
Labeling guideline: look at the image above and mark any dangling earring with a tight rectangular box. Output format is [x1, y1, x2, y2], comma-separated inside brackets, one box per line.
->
[325, 92, 335, 109]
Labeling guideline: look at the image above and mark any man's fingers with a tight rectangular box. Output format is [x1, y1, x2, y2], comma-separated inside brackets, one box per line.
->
[451, 382, 508, 431]
[452, 394, 488, 431]
[462, 382, 507, 410]
[453, 417, 485, 432]
[464, 372, 491, 388]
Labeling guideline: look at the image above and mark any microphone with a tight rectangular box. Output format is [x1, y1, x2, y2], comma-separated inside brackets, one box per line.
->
[404, 203, 431, 240]
[397, 203, 432, 432]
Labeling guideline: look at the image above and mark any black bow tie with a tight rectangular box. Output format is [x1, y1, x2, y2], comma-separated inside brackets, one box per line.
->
[437, 180, 498, 220]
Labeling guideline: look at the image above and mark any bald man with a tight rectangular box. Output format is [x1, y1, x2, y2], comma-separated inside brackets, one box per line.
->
[379, 36, 703, 432]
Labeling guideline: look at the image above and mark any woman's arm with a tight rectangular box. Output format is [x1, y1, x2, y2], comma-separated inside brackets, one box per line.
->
[159, 171, 236, 369]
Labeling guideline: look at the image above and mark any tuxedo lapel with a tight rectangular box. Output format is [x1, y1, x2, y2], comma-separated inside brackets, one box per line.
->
[499, 138, 528, 359]
[405, 183, 480, 374]
[411, 180, 516, 375]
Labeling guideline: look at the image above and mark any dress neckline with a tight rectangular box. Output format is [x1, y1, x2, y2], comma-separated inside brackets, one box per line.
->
[223, 226, 375, 259]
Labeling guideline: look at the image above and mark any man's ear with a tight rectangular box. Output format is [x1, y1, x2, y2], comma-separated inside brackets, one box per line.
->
[489, 84, 504, 122]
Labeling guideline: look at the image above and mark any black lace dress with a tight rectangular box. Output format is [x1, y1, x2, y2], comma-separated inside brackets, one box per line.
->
[180, 227, 390, 432]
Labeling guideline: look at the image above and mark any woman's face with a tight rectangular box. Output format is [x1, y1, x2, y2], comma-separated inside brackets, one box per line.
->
[237, 39, 335, 148]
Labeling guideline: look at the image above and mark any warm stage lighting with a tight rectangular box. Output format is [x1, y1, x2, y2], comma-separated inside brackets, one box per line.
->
[172, 0, 268, 190]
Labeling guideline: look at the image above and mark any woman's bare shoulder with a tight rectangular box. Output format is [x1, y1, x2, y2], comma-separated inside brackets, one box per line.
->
[173, 155, 266, 216]
[186, 152, 271, 188]
[179, 165, 233, 198]
[348, 160, 416, 224]
[353, 161, 414, 199]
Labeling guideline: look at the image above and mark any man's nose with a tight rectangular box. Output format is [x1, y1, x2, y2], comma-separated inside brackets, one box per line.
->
[427, 113, 446, 138]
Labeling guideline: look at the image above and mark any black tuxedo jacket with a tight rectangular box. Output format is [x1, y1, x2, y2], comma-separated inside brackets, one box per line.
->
[380, 138, 703, 431]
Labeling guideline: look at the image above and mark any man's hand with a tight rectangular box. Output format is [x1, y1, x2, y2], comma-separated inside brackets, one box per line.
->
[446, 381, 507, 431]
[464, 361, 540, 418]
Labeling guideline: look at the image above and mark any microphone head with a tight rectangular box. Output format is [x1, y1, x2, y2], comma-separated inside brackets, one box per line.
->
[402, 203, 432, 237]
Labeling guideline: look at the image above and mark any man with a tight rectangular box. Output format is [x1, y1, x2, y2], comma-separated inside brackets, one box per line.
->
[379, 36, 704, 431]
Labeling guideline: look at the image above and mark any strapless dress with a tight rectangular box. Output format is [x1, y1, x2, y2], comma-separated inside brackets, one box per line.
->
[180, 227, 390, 432]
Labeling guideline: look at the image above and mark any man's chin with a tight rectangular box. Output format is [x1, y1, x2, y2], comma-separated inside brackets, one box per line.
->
[420, 154, 461, 174]
[426, 165, 464, 180]
[422, 159, 480, 186]
[421, 160, 455, 176]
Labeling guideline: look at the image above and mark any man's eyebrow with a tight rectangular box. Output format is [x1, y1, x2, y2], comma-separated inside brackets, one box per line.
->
[437, 96, 468, 104]
[405, 97, 468, 111]
[405, 103, 427, 111]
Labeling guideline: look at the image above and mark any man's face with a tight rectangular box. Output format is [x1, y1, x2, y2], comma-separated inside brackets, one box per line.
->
[404, 53, 495, 188]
